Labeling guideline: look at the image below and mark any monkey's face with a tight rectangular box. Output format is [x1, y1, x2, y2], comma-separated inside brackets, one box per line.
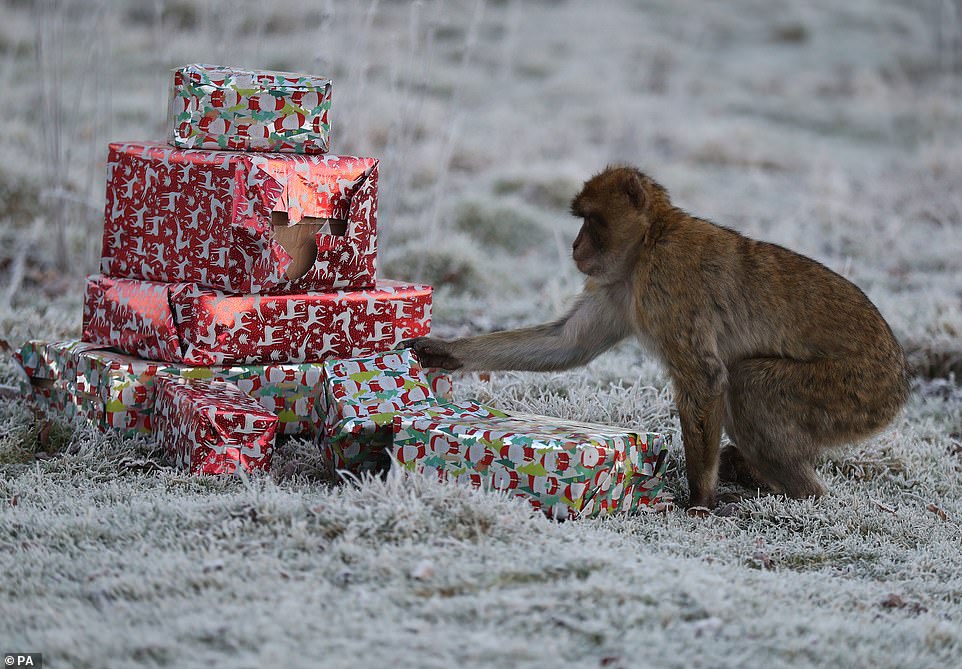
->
[570, 166, 653, 278]
[570, 214, 606, 276]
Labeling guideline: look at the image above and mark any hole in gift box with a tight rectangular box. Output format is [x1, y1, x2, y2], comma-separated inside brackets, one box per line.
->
[271, 211, 347, 280]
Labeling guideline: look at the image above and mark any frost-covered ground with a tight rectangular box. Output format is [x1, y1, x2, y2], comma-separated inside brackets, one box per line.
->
[1, 1, 961, 667]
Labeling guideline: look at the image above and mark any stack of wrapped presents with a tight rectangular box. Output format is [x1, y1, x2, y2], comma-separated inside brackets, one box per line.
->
[15, 65, 669, 520]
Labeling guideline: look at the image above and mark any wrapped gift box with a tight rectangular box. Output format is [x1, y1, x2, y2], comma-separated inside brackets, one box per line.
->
[100, 141, 378, 293]
[393, 403, 669, 520]
[15, 338, 88, 381]
[15, 340, 104, 423]
[16, 340, 326, 436]
[318, 350, 443, 475]
[82, 275, 432, 365]
[169, 64, 333, 154]
[153, 376, 278, 475]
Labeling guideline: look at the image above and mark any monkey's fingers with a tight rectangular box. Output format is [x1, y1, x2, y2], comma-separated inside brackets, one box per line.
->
[397, 337, 465, 370]
[397, 337, 429, 350]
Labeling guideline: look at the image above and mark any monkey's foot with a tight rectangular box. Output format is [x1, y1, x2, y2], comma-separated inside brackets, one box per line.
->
[713, 501, 741, 517]
[686, 506, 713, 518]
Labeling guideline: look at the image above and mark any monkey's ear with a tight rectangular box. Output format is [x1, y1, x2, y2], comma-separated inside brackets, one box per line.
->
[623, 172, 646, 210]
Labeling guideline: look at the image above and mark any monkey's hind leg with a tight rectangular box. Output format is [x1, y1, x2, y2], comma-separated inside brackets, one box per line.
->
[717, 446, 765, 490]
[722, 357, 864, 499]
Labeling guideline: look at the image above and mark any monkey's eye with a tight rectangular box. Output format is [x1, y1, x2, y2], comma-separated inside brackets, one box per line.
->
[586, 215, 606, 228]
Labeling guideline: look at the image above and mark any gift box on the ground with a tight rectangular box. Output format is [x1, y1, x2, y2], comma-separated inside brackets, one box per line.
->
[100, 142, 378, 293]
[318, 350, 444, 474]
[393, 403, 669, 520]
[169, 64, 333, 154]
[153, 376, 278, 475]
[17, 340, 326, 436]
[15, 340, 105, 423]
[82, 275, 432, 365]
[16, 338, 85, 381]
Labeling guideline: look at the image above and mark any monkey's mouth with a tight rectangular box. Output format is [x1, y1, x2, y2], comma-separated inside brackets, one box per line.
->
[572, 248, 588, 269]
[573, 255, 595, 275]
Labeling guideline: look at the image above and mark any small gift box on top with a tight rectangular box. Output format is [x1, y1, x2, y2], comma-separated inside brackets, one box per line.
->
[169, 64, 333, 154]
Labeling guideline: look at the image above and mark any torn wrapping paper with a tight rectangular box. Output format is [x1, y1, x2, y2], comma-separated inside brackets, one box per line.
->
[393, 404, 669, 520]
[100, 142, 378, 293]
[153, 377, 278, 475]
[317, 350, 445, 475]
[169, 64, 333, 154]
[82, 275, 432, 365]
[16, 340, 326, 436]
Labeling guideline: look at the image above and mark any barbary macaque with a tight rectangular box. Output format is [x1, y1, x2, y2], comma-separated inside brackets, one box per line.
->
[403, 166, 909, 510]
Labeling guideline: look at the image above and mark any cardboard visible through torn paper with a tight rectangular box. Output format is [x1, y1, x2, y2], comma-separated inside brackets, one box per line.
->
[271, 211, 347, 280]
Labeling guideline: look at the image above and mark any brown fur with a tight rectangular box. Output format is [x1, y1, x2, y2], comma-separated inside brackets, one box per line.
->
[404, 166, 909, 508]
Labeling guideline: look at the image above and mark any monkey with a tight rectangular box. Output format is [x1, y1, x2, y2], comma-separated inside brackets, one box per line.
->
[403, 166, 909, 510]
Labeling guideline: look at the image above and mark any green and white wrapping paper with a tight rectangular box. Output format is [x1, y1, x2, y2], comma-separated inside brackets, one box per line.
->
[169, 64, 333, 153]
[393, 402, 669, 520]
[16, 340, 325, 436]
[319, 349, 441, 474]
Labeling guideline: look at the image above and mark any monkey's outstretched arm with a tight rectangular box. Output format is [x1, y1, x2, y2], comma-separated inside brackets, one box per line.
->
[403, 288, 630, 371]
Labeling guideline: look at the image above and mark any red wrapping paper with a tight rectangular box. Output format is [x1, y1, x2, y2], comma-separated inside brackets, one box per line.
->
[153, 376, 278, 475]
[100, 142, 378, 293]
[82, 275, 432, 365]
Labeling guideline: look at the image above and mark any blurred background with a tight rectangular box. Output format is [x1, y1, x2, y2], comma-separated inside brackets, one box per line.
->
[0, 0, 960, 378]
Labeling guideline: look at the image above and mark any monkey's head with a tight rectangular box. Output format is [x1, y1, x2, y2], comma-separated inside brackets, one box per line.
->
[569, 166, 670, 279]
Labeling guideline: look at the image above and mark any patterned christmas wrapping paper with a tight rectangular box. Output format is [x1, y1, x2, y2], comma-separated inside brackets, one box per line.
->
[17, 341, 326, 436]
[153, 376, 278, 475]
[82, 275, 432, 366]
[393, 404, 669, 520]
[426, 370, 454, 403]
[14, 340, 105, 424]
[169, 64, 333, 154]
[318, 350, 443, 475]
[15, 339, 94, 385]
[100, 141, 378, 293]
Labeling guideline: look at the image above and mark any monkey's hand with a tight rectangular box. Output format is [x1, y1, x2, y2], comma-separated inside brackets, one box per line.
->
[399, 337, 465, 370]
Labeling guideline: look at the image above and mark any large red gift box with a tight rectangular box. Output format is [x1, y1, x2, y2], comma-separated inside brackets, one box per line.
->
[82, 274, 432, 365]
[100, 141, 378, 293]
[153, 376, 278, 475]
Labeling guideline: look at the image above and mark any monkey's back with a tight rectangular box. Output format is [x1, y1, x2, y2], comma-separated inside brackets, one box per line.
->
[650, 216, 908, 411]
